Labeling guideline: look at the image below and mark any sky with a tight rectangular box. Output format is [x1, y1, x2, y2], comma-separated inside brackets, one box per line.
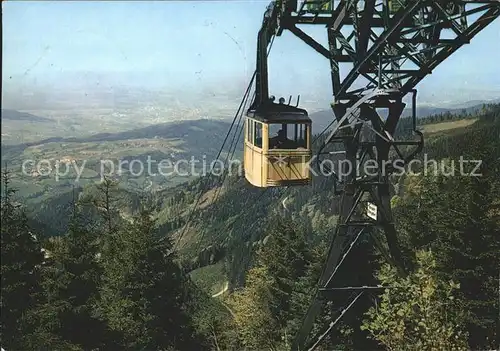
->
[2, 0, 500, 106]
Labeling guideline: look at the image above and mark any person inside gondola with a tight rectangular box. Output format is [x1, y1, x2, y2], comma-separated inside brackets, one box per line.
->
[270, 128, 290, 149]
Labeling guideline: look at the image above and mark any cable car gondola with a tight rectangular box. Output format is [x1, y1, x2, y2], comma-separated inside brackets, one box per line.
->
[244, 97, 312, 187]
[243, 2, 312, 187]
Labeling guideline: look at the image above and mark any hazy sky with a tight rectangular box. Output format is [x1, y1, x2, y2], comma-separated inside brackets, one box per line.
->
[3, 0, 500, 105]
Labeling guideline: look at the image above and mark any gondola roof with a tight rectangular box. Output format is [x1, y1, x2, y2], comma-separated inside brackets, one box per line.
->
[246, 102, 311, 123]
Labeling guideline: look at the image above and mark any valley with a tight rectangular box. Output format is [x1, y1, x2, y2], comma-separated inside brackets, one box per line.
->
[1, 99, 494, 207]
[3, 102, 497, 294]
[1, 111, 239, 204]
[1, 101, 499, 350]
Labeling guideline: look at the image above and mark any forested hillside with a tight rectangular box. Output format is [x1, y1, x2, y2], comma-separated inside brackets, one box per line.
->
[1, 104, 499, 350]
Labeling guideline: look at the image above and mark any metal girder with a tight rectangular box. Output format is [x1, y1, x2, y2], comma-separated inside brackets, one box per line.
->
[335, 0, 424, 97]
[357, 0, 377, 56]
[288, 25, 351, 62]
[293, 91, 419, 350]
[402, 5, 500, 91]
[278, 0, 500, 99]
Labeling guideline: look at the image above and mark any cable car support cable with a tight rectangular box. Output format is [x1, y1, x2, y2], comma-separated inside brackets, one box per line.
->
[176, 33, 277, 260]
[172, 69, 257, 250]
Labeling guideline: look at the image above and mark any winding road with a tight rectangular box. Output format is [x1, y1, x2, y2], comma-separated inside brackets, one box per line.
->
[211, 281, 229, 298]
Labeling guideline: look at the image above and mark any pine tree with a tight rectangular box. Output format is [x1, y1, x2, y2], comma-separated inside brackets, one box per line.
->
[435, 170, 500, 348]
[25, 205, 119, 350]
[256, 217, 312, 326]
[229, 265, 281, 350]
[190, 287, 240, 351]
[0, 170, 44, 349]
[96, 205, 204, 349]
[228, 217, 315, 349]
[395, 137, 500, 348]
[361, 250, 468, 350]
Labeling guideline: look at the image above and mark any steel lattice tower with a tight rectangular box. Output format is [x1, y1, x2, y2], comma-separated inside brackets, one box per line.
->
[253, 1, 499, 349]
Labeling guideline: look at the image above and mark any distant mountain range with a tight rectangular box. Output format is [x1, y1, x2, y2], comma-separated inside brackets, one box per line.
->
[1, 109, 51, 122]
[309, 99, 499, 134]
[2, 97, 498, 149]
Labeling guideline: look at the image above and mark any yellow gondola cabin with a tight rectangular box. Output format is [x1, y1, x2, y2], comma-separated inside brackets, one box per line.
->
[244, 102, 312, 187]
